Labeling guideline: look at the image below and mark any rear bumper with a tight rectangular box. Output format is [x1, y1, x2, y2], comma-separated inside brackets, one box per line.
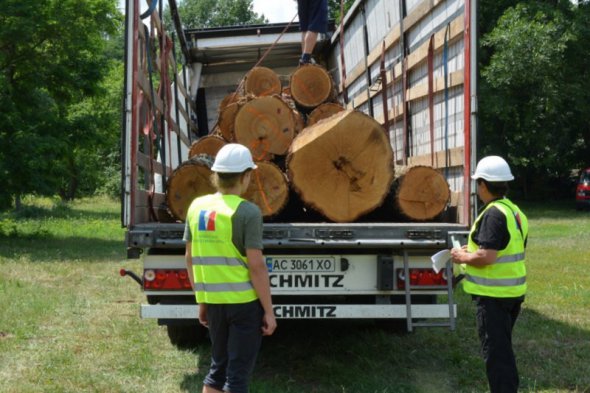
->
[140, 303, 457, 319]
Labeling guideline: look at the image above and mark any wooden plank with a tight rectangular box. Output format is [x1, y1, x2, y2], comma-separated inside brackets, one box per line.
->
[407, 146, 464, 168]
[167, 116, 191, 147]
[352, 69, 463, 110]
[406, 16, 464, 71]
[341, 13, 463, 94]
[176, 76, 190, 102]
[407, 70, 463, 101]
[136, 188, 166, 207]
[137, 151, 166, 175]
[137, 71, 164, 115]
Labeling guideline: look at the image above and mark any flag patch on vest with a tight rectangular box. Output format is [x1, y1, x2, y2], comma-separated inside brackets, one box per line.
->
[198, 210, 217, 231]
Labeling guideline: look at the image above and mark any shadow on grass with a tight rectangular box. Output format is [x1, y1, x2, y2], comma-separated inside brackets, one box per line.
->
[179, 308, 590, 393]
[2, 202, 120, 221]
[0, 236, 125, 262]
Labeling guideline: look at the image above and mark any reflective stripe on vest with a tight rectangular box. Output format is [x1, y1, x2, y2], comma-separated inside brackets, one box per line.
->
[187, 193, 258, 304]
[464, 198, 528, 298]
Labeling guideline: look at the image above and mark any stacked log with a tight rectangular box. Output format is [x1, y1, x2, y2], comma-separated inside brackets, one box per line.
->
[243, 161, 289, 217]
[188, 135, 226, 159]
[287, 110, 394, 222]
[396, 166, 450, 220]
[166, 156, 215, 222]
[166, 64, 450, 223]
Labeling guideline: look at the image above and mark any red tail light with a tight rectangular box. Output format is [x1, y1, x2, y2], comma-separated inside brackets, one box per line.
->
[143, 269, 193, 290]
[396, 268, 448, 289]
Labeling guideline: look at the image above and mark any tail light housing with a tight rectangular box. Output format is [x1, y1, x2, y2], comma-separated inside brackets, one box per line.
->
[396, 268, 449, 289]
[143, 269, 192, 290]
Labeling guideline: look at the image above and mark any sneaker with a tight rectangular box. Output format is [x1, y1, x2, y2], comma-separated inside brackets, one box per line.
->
[298, 57, 317, 66]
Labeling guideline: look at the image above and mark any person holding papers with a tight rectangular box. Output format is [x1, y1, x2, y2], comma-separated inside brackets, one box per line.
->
[451, 156, 528, 393]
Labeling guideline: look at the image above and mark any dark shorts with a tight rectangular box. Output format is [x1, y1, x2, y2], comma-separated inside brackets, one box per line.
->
[203, 300, 264, 393]
[297, 0, 328, 33]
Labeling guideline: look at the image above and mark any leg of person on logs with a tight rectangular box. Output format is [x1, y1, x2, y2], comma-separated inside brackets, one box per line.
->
[297, 0, 328, 65]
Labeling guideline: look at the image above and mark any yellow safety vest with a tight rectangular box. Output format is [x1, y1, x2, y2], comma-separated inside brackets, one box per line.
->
[464, 198, 528, 298]
[187, 193, 258, 304]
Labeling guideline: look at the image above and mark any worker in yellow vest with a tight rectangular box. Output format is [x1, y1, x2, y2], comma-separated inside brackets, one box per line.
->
[184, 143, 276, 393]
[451, 156, 528, 393]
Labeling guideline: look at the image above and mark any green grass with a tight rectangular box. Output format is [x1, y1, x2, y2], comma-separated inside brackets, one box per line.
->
[0, 197, 589, 392]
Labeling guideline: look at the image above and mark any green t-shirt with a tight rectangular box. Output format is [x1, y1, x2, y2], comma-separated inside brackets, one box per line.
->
[183, 199, 263, 255]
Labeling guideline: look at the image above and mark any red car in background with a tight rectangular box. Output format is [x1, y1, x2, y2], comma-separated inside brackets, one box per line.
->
[576, 168, 590, 210]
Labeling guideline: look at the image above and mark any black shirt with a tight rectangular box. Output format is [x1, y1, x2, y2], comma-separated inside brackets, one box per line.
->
[472, 200, 510, 251]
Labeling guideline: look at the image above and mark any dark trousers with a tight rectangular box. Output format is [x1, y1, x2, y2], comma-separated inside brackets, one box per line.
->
[474, 295, 524, 393]
[204, 300, 263, 393]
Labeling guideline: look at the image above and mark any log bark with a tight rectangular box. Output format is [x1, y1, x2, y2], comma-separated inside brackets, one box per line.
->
[166, 156, 215, 221]
[396, 165, 450, 220]
[243, 161, 289, 218]
[243, 66, 282, 97]
[218, 102, 240, 142]
[218, 92, 241, 113]
[307, 102, 345, 126]
[234, 95, 297, 160]
[290, 64, 334, 109]
[188, 135, 226, 159]
[287, 109, 394, 222]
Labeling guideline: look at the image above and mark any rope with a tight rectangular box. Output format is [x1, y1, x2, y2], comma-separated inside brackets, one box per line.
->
[232, 12, 298, 98]
[253, 169, 273, 215]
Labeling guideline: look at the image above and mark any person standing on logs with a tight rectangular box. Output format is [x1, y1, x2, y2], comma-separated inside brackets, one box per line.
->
[184, 144, 277, 393]
[451, 156, 528, 393]
[296, 0, 328, 65]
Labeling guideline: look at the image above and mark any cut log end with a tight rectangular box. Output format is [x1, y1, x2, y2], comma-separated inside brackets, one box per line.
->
[188, 135, 227, 159]
[244, 67, 282, 97]
[290, 64, 334, 109]
[166, 157, 215, 221]
[397, 165, 450, 220]
[234, 96, 296, 160]
[287, 110, 394, 222]
[307, 102, 345, 127]
[243, 162, 289, 218]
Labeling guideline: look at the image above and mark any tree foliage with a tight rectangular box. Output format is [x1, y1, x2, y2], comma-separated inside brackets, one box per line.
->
[0, 0, 122, 208]
[479, 1, 590, 197]
[174, 0, 267, 28]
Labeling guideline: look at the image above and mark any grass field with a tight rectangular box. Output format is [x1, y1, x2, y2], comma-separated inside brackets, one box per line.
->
[0, 196, 589, 393]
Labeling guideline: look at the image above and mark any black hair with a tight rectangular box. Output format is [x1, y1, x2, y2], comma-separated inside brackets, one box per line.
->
[477, 179, 509, 197]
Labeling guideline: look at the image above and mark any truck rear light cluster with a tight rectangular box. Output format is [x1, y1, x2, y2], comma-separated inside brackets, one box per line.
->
[143, 269, 192, 290]
[396, 268, 448, 289]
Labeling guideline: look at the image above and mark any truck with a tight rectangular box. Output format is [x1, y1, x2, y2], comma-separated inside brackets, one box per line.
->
[120, 0, 478, 346]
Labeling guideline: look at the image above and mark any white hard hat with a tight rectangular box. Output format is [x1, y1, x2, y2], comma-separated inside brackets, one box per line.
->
[211, 143, 257, 173]
[472, 156, 514, 182]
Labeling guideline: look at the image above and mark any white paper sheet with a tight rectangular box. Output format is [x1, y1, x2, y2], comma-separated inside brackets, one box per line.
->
[431, 249, 451, 274]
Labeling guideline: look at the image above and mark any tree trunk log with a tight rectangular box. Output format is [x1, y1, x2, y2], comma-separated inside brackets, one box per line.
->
[287, 109, 394, 222]
[307, 102, 345, 126]
[218, 102, 240, 142]
[188, 135, 226, 159]
[396, 165, 450, 220]
[243, 66, 282, 97]
[234, 96, 297, 160]
[243, 161, 289, 218]
[218, 92, 241, 113]
[166, 156, 215, 221]
[290, 64, 334, 109]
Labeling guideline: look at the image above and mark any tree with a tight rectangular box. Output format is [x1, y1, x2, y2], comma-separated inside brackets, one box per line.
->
[0, 0, 121, 208]
[328, 0, 355, 24]
[478, 2, 590, 198]
[173, 0, 267, 28]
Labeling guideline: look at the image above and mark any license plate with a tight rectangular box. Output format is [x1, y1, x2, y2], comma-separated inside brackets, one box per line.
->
[266, 257, 336, 273]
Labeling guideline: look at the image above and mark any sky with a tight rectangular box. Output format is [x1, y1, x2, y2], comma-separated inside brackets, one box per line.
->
[118, 0, 298, 24]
